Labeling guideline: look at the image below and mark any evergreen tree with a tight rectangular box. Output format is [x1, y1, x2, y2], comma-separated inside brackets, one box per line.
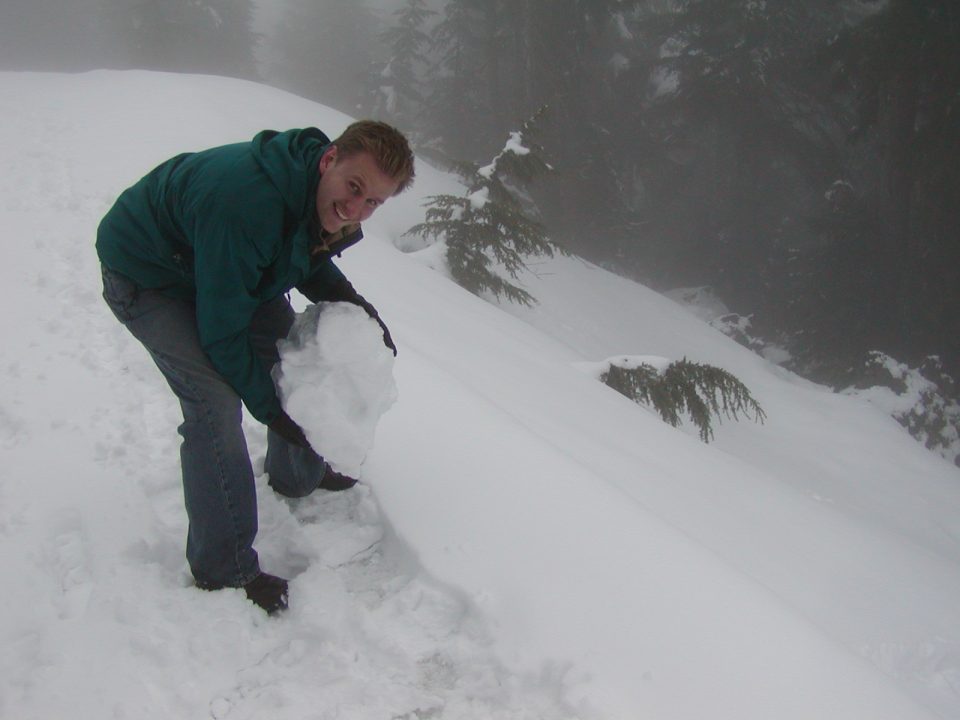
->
[424, 0, 498, 158]
[405, 108, 561, 305]
[465, 1, 662, 272]
[809, 0, 960, 377]
[411, 0, 960, 409]
[627, 0, 843, 288]
[265, 0, 383, 114]
[367, 0, 434, 140]
[105, 0, 259, 79]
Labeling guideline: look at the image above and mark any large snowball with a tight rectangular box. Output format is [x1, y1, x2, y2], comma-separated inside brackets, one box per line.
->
[275, 302, 398, 477]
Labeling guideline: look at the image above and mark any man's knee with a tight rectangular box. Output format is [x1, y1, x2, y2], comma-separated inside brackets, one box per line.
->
[178, 383, 244, 438]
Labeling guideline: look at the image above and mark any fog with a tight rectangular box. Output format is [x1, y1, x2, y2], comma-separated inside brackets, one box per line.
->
[0, 0, 106, 72]
[2, 0, 958, 435]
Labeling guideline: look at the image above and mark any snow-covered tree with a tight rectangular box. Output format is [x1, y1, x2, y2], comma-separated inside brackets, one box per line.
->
[405, 108, 561, 305]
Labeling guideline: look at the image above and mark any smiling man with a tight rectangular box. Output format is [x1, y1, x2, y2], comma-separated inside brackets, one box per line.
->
[96, 122, 414, 614]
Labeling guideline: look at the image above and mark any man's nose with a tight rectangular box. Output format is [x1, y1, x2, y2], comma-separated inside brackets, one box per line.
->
[344, 196, 367, 219]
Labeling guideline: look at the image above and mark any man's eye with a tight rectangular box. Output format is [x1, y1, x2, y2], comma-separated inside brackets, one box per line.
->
[367, 199, 380, 208]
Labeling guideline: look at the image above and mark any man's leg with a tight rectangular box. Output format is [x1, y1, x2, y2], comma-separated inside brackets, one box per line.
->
[101, 266, 260, 589]
[248, 297, 328, 498]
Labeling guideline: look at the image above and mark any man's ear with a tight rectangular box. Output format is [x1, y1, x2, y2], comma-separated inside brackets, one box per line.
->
[319, 145, 337, 173]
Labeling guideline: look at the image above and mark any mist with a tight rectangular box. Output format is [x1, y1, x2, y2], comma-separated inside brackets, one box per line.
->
[2, 0, 958, 446]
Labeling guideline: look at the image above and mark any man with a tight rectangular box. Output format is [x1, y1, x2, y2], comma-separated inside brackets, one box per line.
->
[97, 121, 415, 614]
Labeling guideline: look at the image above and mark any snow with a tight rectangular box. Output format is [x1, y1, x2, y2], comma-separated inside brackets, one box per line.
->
[381, 85, 397, 115]
[467, 186, 490, 210]
[842, 353, 960, 461]
[503, 130, 530, 157]
[609, 53, 631, 76]
[649, 65, 681, 99]
[664, 285, 731, 323]
[576, 354, 674, 377]
[2, 69, 960, 720]
[659, 37, 686, 60]
[479, 131, 530, 180]
[843, 352, 935, 417]
[276, 303, 398, 478]
[612, 13, 634, 41]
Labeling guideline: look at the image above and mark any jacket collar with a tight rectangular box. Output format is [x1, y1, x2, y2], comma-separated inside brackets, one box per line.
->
[310, 220, 363, 258]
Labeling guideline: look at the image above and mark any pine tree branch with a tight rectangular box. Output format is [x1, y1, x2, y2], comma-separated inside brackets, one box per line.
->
[600, 359, 766, 442]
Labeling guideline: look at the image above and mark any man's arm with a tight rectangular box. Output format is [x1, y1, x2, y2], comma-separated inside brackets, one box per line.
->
[190, 206, 286, 424]
[298, 260, 397, 355]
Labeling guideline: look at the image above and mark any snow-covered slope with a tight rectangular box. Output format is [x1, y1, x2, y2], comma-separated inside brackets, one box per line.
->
[2, 70, 959, 720]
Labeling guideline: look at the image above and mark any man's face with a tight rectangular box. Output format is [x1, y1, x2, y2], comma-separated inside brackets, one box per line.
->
[315, 146, 399, 234]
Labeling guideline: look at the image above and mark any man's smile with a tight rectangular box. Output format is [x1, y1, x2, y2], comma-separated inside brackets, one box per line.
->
[334, 202, 351, 222]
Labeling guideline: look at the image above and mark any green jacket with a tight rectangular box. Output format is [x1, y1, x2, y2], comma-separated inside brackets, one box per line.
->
[96, 128, 362, 424]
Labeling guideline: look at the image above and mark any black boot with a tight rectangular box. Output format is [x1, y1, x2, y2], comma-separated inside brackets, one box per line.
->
[319, 463, 359, 491]
[242, 572, 289, 615]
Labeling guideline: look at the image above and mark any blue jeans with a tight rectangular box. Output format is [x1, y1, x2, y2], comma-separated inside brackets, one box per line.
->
[101, 265, 325, 588]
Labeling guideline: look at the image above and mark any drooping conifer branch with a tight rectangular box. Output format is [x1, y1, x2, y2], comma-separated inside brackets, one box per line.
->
[600, 359, 766, 442]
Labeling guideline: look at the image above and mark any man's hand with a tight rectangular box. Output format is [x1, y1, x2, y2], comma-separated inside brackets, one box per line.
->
[361, 301, 398, 356]
[268, 410, 312, 449]
[328, 277, 397, 356]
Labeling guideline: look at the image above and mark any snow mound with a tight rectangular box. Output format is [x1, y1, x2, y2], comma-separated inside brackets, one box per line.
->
[664, 285, 730, 322]
[276, 302, 398, 477]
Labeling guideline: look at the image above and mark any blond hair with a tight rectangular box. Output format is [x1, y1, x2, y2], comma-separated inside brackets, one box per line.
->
[333, 120, 415, 195]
